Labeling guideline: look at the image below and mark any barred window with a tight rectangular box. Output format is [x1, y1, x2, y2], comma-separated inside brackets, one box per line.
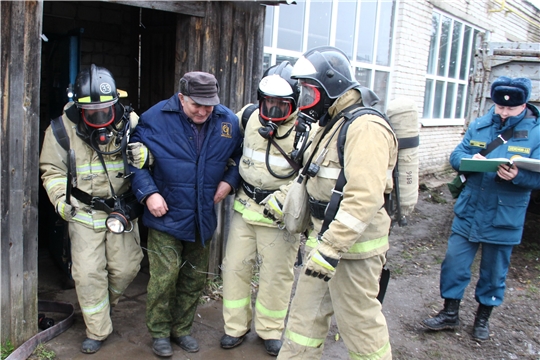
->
[263, 0, 396, 110]
[422, 10, 481, 126]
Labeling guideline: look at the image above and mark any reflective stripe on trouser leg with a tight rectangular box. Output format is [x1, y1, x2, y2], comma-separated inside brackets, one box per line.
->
[254, 225, 299, 339]
[69, 222, 112, 340]
[105, 221, 143, 307]
[222, 212, 258, 336]
[171, 236, 210, 337]
[331, 254, 391, 360]
[277, 274, 333, 360]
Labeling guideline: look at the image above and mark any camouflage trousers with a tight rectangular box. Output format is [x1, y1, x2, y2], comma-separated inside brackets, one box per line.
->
[146, 228, 210, 338]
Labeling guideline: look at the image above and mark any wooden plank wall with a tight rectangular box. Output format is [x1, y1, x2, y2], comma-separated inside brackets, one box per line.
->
[175, 1, 265, 112]
[174, 1, 266, 277]
[0, 0, 43, 348]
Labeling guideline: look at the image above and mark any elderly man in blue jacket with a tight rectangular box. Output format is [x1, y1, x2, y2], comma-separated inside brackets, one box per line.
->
[129, 71, 243, 357]
[422, 76, 540, 341]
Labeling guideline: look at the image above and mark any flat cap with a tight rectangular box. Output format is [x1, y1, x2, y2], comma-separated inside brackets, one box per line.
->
[179, 71, 220, 106]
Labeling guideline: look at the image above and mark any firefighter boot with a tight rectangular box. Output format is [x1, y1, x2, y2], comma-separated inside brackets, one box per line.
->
[81, 338, 103, 354]
[472, 304, 493, 341]
[422, 299, 460, 330]
[264, 339, 282, 356]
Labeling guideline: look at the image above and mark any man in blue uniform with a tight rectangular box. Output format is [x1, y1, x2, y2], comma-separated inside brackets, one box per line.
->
[129, 72, 243, 356]
[422, 76, 540, 341]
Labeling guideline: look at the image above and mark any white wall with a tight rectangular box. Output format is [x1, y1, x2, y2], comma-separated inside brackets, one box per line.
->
[390, 0, 540, 176]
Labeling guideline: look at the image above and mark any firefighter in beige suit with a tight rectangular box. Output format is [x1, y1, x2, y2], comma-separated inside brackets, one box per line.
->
[220, 62, 302, 357]
[264, 47, 398, 360]
[40, 65, 143, 354]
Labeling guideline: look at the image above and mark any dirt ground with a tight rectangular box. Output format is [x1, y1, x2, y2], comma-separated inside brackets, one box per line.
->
[32, 174, 540, 360]
[383, 174, 540, 360]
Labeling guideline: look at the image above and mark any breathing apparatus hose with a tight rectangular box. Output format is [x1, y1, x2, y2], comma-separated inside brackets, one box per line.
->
[265, 138, 299, 179]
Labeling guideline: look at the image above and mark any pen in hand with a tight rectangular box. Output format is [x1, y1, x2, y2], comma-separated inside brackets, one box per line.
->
[495, 161, 517, 182]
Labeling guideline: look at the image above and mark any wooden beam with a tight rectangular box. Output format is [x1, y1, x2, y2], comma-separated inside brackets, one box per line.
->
[1, 0, 42, 348]
[106, 1, 206, 17]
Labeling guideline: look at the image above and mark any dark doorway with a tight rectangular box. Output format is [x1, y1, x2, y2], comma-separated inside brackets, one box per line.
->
[38, 1, 177, 277]
[138, 8, 177, 113]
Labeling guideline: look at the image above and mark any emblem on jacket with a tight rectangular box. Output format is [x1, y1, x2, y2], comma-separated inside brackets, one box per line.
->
[221, 123, 232, 138]
[470, 140, 486, 148]
[508, 146, 530, 155]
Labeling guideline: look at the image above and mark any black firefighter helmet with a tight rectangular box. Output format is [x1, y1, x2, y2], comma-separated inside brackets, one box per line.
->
[291, 46, 359, 123]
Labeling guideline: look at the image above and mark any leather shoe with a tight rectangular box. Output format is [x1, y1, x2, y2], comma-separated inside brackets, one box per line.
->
[152, 338, 173, 357]
[81, 338, 103, 354]
[264, 339, 282, 356]
[171, 335, 199, 353]
[220, 330, 250, 349]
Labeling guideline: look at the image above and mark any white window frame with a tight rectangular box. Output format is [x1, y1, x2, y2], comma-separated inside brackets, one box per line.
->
[263, 0, 398, 109]
[421, 9, 483, 127]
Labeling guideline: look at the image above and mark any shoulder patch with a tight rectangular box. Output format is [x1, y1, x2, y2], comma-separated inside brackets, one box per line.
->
[508, 146, 530, 155]
[513, 130, 528, 139]
[470, 140, 486, 148]
[221, 122, 232, 138]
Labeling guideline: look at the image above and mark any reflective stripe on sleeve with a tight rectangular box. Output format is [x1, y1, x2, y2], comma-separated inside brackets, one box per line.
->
[137, 146, 148, 169]
[335, 209, 368, 234]
[71, 211, 107, 230]
[76, 160, 124, 175]
[93, 218, 106, 230]
[44, 177, 67, 193]
[306, 234, 388, 255]
[233, 200, 274, 225]
[347, 235, 388, 254]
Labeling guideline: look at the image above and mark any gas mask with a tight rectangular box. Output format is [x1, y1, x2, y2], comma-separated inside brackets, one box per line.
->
[81, 105, 116, 145]
[258, 95, 294, 139]
[295, 79, 333, 130]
